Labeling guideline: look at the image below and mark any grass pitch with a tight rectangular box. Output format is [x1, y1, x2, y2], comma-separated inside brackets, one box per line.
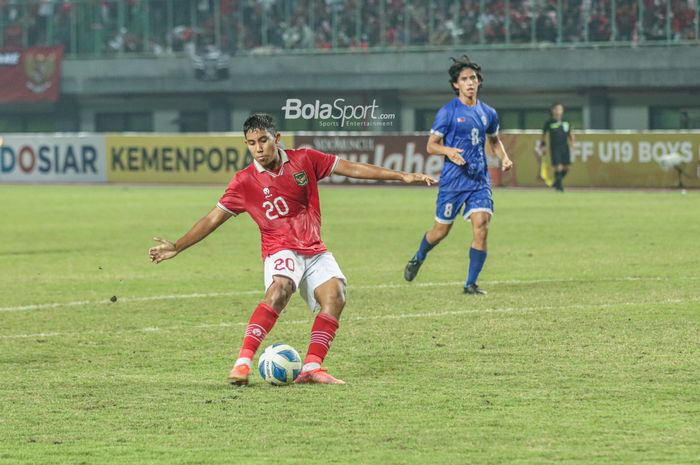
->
[0, 185, 698, 465]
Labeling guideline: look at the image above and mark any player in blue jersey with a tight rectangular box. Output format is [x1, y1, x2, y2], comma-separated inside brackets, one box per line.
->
[404, 55, 513, 294]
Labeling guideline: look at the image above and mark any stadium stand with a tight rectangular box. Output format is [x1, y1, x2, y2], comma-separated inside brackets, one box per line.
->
[1, 0, 698, 55]
[0, 0, 698, 134]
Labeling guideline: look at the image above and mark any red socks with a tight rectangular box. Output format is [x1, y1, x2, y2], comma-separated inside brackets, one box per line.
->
[235, 305, 339, 371]
[237, 302, 279, 363]
[303, 312, 339, 369]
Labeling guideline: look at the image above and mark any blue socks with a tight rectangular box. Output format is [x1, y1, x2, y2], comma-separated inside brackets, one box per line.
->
[466, 247, 487, 285]
[415, 234, 435, 262]
[415, 237, 487, 285]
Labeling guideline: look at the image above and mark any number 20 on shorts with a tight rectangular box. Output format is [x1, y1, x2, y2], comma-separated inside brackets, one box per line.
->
[274, 257, 296, 272]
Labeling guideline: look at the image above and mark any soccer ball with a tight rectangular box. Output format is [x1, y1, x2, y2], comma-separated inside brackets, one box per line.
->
[258, 344, 302, 385]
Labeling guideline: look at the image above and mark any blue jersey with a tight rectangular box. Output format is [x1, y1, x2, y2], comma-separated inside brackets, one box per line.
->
[431, 98, 500, 192]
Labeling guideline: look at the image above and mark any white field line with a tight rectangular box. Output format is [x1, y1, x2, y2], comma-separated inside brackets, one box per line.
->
[1, 296, 698, 340]
[0, 275, 697, 314]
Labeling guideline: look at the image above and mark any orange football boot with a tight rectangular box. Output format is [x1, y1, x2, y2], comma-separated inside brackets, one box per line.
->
[294, 368, 345, 385]
[228, 364, 250, 386]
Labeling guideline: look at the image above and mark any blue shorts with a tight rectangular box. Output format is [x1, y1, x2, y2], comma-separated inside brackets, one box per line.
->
[435, 187, 494, 224]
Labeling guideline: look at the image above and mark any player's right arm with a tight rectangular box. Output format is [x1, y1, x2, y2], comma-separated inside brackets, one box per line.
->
[426, 104, 465, 166]
[426, 133, 465, 166]
[149, 207, 232, 264]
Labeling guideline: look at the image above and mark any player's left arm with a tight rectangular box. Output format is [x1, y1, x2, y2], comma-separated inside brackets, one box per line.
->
[333, 158, 437, 185]
[568, 127, 576, 146]
[487, 134, 513, 172]
[485, 108, 512, 171]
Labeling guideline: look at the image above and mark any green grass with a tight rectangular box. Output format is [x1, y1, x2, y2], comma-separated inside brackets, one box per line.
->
[0, 185, 699, 465]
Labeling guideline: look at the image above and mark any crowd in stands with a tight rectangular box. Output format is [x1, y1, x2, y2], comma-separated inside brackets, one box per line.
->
[1, 0, 697, 55]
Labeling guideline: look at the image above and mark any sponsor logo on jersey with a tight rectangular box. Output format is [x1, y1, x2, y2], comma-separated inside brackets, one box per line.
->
[456, 117, 466, 123]
[293, 171, 308, 186]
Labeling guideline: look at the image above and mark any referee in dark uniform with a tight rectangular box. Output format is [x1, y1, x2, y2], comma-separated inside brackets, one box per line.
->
[540, 103, 575, 192]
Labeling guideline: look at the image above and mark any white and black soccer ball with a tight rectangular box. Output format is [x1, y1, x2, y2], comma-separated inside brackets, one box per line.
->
[258, 344, 302, 385]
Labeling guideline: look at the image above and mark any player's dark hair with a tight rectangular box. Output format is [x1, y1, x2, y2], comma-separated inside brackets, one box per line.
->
[550, 102, 564, 112]
[243, 113, 277, 137]
[448, 55, 483, 95]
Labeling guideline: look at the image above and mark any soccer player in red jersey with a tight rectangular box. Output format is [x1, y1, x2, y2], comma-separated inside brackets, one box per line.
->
[149, 113, 436, 385]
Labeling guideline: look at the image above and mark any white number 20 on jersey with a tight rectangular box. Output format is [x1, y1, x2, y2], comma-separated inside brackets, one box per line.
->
[263, 196, 290, 220]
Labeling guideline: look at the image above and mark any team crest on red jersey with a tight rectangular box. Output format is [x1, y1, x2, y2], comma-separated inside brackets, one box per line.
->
[293, 171, 308, 186]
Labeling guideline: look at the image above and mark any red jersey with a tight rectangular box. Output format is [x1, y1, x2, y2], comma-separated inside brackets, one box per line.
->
[217, 148, 338, 259]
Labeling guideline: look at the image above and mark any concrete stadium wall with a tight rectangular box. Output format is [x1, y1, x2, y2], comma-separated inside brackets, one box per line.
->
[5, 46, 699, 133]
[62, 46, 700, 94]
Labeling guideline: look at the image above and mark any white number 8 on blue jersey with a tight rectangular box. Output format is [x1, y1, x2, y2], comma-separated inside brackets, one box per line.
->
[471, 127, 480, 146]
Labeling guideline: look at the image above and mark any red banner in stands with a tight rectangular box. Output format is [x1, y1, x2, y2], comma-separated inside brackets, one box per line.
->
[0, 46, 63, 103]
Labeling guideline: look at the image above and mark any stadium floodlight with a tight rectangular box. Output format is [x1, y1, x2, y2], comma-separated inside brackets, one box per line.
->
[656, 152, 689, 188]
